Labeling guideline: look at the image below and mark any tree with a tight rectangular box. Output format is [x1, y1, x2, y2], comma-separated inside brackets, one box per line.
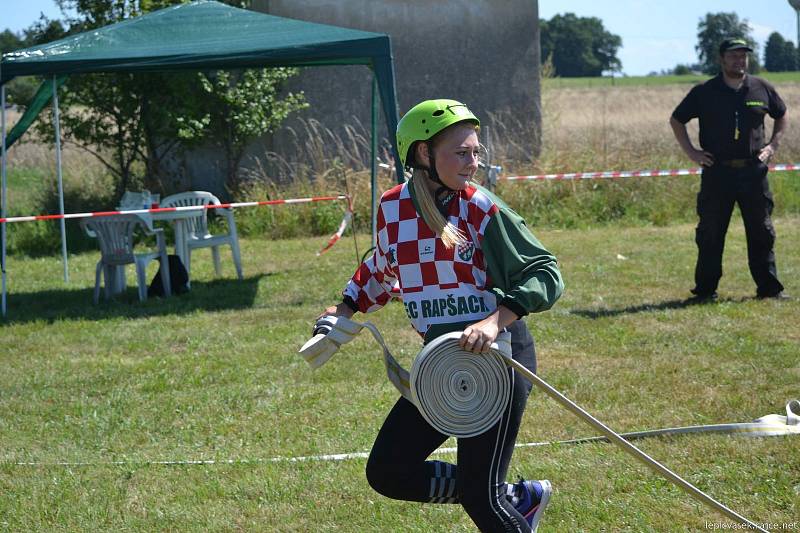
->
[672, 64, 693, 76]
[175, 69, 308, 192]
[38, 72, 161, 196]
[31, 0, 305, 195]
[2, 21, 71, 107]
[22, 15, 67, 45]
[0, 29, 40, 105]
[764, 32, 797, 72]
[787, 41, 799, 71]
[540, 13, 622, 77]
[696, 12, 757, 74]
[0, 29, 23, 53]
[54, 0, 250, 30]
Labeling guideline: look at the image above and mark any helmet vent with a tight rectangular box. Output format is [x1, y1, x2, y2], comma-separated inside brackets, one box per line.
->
[432, 110, 444, 116]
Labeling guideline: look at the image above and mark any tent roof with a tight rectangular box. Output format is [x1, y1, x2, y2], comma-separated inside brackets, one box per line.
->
[0, 0, 392, 82]
[0, 0, 403, 180]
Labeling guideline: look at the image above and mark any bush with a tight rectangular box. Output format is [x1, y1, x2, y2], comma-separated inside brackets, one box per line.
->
[5, 77, 40, 107]
[232, 168, 360, 240]
[496, 175, 700, 229]
[8, 165, 119, 257]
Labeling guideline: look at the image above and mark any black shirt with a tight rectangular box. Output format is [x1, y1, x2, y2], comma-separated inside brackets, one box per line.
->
[672, 74, 786, 160]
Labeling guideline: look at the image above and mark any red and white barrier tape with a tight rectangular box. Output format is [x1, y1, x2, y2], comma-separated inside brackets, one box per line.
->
[0, 195, 349, 225]
[500, 163, 800, 182]
[317, 209, 353, 256]
[379, 159, 799, 183]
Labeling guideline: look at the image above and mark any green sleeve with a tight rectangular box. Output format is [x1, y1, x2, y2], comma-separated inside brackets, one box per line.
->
[483, 208, 564, 316]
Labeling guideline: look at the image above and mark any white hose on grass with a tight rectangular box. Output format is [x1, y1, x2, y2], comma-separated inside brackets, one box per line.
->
[299, 316, 772, 531]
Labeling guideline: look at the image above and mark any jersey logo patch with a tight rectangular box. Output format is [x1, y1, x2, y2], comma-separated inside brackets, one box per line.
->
[745, 100, 765, 107]
[457, 241, 475, 262]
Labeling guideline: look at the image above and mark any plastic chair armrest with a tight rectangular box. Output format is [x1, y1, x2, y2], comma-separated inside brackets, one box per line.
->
[79, 219, 97, 238]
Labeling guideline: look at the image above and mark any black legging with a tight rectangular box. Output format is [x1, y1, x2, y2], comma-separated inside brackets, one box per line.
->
[365, 320, 537, 533]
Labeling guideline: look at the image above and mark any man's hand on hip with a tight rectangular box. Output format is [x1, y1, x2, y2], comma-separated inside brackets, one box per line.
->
[691, 148, 715, 167]
[758, 144, 776, 163]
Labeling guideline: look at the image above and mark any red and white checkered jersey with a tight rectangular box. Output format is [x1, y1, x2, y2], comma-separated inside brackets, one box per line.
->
[344, 182, 500, 337]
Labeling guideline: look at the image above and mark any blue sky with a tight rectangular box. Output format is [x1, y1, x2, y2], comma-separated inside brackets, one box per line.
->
[540, 0, 799, 75]
[4, 0, 799, 76]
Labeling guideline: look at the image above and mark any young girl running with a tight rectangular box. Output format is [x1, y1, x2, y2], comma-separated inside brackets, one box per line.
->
[319, 99, 564, 532]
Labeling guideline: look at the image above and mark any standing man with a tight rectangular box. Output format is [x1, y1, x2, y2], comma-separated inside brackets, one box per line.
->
[670, 37, 788, 301]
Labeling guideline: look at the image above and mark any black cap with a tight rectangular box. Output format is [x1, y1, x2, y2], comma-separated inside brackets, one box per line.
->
[719, 38, 753, 54]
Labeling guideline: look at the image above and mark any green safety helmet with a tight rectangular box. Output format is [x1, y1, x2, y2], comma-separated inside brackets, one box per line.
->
[396, 99, 480, 168]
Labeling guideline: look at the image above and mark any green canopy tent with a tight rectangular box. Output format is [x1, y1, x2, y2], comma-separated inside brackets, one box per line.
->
[0, 0, 403, 316]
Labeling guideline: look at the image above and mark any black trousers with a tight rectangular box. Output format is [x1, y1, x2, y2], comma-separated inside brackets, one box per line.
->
[365, 320, 537, 533]
[694, 162, 784, 297]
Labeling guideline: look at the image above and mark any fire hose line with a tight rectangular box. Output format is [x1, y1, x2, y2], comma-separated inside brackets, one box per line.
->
[299, 315, 794, 532]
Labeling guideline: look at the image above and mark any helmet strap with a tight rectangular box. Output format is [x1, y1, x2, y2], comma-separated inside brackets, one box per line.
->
[425, 141, 455, 192]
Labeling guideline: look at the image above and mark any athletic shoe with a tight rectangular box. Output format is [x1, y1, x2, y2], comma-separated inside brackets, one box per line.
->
[514, 479, 552, 532]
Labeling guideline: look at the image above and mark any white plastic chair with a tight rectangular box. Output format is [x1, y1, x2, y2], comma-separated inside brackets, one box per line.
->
[81, 215, 172, 303]
[160, 191, 243, 281]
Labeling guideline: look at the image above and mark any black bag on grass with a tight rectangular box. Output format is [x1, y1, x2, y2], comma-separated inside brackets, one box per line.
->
[148, 254, 189, 297]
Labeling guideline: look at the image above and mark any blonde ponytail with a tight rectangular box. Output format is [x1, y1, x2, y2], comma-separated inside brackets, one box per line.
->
[410, 169, 466, 249]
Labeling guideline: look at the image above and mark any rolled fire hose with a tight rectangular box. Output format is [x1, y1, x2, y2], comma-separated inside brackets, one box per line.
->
[409, 330, 513, 438]
[299, 315, 514, 437]
[299, 316, 776, 532]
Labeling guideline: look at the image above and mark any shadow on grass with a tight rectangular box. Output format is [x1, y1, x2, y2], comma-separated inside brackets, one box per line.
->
[0, 274, 268, 324]
[569, 295, 756, 319]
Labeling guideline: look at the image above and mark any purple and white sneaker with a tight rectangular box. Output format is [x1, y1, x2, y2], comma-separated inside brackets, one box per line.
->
[514, 479, 552, 532]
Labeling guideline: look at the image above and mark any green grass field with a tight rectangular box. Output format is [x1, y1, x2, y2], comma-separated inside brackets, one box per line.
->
[1, 213, 798, 531]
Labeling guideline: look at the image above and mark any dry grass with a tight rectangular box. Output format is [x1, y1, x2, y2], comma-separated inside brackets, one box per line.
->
[3, 109, 102, 177]
[533, 82, 800, 174]
[6, 81, 799, 187]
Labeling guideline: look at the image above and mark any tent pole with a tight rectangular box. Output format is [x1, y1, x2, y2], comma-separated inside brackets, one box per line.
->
[52, 75, 68, 283]
[371, 74, 378, 247]
[1, 80, 8, 317]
